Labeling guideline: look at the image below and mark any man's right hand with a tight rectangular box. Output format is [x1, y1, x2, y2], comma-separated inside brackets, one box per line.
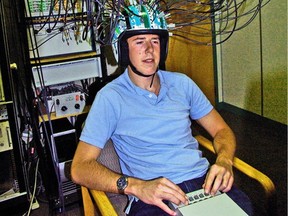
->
[125, 177, 189, 216]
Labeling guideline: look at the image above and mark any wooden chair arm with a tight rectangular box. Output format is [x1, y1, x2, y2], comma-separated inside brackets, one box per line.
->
[195, 135, 276, 198]
[81, 186, 118, 216]
[81, 186, 96, 216]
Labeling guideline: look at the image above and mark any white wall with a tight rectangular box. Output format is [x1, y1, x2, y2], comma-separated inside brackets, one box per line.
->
[217, 0, 287, 124]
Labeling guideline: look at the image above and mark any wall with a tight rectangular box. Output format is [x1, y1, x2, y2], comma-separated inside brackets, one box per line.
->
[217, 0, 287, 124]
[166, 36, 215, 105]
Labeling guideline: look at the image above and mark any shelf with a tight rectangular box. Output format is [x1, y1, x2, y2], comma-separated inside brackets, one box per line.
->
[30, 52, 99, 66]
[25, 13, 87, 24]
[39, 105, 91, 122]
[0, 101, 13, 105]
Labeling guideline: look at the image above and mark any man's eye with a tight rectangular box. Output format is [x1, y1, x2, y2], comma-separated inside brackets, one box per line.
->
[136, 41, 144, 45]
[152, 40, 160, 44]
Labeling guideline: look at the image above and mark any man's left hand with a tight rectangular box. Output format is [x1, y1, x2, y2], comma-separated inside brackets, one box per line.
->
[202, 156, 234, 195]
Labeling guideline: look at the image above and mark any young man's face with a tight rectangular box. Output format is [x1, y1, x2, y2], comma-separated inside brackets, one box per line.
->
[127, 34, 160, 76]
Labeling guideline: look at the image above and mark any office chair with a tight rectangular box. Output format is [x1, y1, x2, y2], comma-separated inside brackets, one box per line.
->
[80, 135, 276, 216]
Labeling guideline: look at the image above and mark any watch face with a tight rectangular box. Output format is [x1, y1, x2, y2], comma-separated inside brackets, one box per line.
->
[117, 176, 128, 190]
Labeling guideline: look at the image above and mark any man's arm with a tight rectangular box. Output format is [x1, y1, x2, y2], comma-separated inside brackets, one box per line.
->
[196, 108, 236, 195]
[71, 141, 188, 216]
[71, 141, 121, 193]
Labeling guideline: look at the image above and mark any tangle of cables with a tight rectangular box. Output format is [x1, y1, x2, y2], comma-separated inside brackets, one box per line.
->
[99, 0, 271, 45]
[26, 0, 270, 49]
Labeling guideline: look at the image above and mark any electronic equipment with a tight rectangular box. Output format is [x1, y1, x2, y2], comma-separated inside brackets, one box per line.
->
[25, 0, 86, 18]
[50, 129, 81, 206]
[32, 57, 102, 88]
[0, 105, 8, 120]
[0, 121, 12, 153]
[169, 189, 248, 216]
[26, 1, 91, 58]
[27, 24, 98, 58]
[53, 92, 85, 117]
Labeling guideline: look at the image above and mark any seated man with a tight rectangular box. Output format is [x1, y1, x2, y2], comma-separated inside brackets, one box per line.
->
[71, 4, 252, 216]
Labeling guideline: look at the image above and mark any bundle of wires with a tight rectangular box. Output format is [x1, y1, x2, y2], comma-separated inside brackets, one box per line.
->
[26, 0, 270, 47]
[96, 0, 271, 45]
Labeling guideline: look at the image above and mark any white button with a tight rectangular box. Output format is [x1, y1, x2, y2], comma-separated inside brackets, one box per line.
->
[148, 94, 153, 98]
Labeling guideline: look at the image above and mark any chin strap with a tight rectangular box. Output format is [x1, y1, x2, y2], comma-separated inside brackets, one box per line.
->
[129, 62, 157, 88]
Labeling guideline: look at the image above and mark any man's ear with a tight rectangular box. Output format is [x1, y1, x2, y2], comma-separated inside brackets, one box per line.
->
[119, 40, 130, 67]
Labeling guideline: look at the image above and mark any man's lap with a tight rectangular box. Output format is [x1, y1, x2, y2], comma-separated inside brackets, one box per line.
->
[128, 175, 253, 216]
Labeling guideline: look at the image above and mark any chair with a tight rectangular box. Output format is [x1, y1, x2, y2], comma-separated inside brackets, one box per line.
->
[81, 135, 276, 216]
[81, 140, 127, 216]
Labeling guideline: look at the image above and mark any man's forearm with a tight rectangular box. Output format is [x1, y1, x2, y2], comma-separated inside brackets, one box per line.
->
[213, 127, 236, 164]
[71, 159, 121, 193]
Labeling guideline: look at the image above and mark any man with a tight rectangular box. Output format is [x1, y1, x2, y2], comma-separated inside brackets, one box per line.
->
[71, 4, 252, 216]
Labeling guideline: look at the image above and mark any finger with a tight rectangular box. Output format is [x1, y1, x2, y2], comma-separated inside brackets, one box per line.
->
[210, 174, 224, 195]
[163, 191, 188, 207]
[160, 179, 188, 205]
[211, 169, 234, 194]
[218, 169, 233, 191]
[221, 175, 234, 193]
[156, 200, 177, 216]
[164, 179, 187, 196]
[218, 172, 230, 191]
[222, 171, 230, 186]
[203, 169, 217, 194]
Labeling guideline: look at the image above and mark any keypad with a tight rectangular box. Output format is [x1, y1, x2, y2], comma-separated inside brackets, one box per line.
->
[170, 188, 221, 209]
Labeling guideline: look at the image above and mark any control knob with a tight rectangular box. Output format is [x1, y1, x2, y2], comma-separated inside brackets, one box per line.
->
[61, 106, 68, 112]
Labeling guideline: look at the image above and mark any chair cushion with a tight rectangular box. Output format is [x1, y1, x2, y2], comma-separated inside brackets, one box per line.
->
[97, 139, 121, 173]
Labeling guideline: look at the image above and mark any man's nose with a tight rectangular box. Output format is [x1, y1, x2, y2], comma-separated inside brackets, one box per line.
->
[145, 41, 154, 53]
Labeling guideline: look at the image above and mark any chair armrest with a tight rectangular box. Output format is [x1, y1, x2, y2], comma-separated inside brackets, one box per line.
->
[81, 186, 118, 216]
[195, 135, 276, 198]
[81, 186, 96, 216]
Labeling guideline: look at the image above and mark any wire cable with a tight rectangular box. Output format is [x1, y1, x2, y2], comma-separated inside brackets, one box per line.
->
[22, 158, 39, 216]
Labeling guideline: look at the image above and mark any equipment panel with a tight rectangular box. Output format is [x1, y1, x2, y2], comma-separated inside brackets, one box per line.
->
[0, 121, 12, 152]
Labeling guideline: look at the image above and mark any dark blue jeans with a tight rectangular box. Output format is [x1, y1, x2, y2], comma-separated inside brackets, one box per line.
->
[128, 175, 253, 216]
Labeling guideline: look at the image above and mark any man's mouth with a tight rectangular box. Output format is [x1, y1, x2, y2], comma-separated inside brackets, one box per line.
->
[143, 58, 154, 63]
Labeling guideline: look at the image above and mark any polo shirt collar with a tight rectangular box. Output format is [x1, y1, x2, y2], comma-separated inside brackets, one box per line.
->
[123, 69, 168, 104]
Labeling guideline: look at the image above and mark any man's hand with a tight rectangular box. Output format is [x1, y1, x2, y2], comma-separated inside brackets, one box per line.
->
[126, 177, 188, 216]
[202, 156, 234, 195]
[196, 109, 236, 196]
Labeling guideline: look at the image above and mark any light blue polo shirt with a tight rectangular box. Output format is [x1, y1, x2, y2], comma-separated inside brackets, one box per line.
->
[80, 69, 213, 184]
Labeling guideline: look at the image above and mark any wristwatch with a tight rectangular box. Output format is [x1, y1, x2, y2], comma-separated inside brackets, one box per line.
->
[117, 175, 128, 194]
